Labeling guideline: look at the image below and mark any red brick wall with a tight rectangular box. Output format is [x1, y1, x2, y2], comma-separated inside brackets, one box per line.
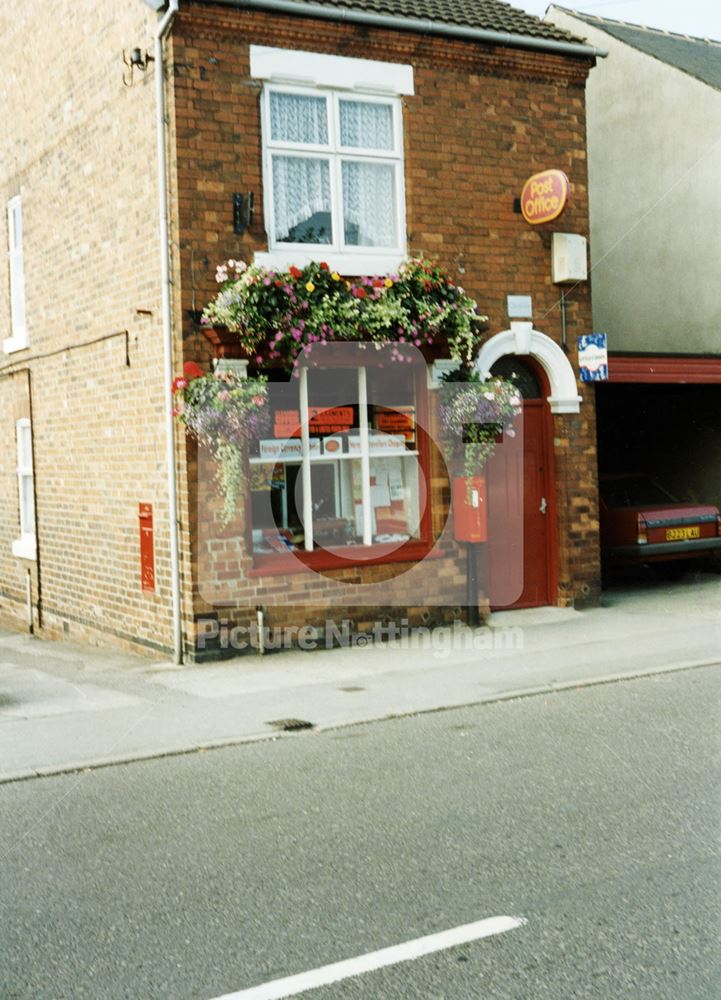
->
[170, 2, 600, 654]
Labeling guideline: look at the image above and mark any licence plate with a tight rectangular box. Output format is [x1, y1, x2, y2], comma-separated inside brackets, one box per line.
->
[665, 525, 701, 541]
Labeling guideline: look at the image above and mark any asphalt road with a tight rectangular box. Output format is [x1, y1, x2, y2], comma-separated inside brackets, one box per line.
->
[1, 665, 719, 999]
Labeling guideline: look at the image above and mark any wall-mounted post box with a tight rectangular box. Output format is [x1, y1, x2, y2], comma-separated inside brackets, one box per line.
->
[138, 503, 155, 593]
[453, 476, 487, 543]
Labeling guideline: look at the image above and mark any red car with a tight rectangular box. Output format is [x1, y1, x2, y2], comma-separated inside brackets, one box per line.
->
[599, 474, 721, 565]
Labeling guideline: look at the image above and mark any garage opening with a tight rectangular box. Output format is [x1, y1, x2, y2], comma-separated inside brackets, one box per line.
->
[596, 382, 721, 509]
[595, 355, 721, 582]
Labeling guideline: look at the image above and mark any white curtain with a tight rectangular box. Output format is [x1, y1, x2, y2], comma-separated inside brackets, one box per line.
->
[272, 155, 331, 242]
[270, 92, 328, 144]
[268, 92, 397, 246]
[339, 100, 393, 150]
[342, 161, 396, 247]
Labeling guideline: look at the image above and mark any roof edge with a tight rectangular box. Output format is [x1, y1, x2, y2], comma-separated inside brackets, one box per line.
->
[194, 0, 608, 60]
[549, 5, 721, 48]
[548, 4, 721, 91]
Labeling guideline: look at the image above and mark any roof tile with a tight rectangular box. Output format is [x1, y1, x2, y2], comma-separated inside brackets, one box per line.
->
[208, 0, 584, 45]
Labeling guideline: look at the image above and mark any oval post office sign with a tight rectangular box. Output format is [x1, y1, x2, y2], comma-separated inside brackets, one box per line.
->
[521, 169, 570, 225]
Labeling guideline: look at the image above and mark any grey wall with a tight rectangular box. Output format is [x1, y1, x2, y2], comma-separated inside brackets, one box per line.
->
[548, 8, 721, 355]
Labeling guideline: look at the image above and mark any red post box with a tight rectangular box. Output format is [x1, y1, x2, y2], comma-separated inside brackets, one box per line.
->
[453, 476, 487, 543]
[138, 503, 155, 593]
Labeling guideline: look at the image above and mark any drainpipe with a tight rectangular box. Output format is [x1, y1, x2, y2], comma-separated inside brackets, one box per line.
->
[25, 569, 33, 634]
[154, 0, 183, 663]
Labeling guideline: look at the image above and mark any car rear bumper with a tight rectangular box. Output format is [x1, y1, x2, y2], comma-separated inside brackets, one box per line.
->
[605, 537, 721, 560]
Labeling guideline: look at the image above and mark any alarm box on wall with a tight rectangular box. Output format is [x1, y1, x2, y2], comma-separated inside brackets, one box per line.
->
[551, 233, 588, 284]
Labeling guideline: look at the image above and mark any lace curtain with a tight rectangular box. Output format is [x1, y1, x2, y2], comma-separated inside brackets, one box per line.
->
[342, 161, 396, 247]
[270, 93, 331, 243]
[270, 92, 328, 144]
[269, 92, 397, 247]
[339, 100, 394, 150]
[272, 156, 331, 243]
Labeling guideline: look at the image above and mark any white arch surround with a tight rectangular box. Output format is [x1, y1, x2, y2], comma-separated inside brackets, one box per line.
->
[475, 321, 582, 414]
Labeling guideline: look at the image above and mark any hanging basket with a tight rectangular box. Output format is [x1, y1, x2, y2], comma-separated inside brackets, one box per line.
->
[200, 324, 255, 361]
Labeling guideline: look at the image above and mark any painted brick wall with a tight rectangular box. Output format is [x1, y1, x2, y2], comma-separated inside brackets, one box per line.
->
[0, 0, 187, 654]
[171, 2, 601, 654]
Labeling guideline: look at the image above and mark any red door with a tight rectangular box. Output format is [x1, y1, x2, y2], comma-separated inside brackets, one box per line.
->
[486, 398, 555, 608]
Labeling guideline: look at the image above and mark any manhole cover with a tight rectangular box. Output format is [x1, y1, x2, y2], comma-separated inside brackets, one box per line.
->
[266, 718, 315, 732]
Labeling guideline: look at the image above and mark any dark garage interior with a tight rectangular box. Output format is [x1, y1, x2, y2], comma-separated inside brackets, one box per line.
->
[595, 382, 721, 509]
[594, 381, 721, 583]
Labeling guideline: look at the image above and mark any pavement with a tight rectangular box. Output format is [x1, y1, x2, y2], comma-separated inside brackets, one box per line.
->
[0, 571, 720, 783]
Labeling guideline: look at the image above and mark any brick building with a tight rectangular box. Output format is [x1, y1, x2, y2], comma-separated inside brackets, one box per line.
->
[0, 0, 604, 661]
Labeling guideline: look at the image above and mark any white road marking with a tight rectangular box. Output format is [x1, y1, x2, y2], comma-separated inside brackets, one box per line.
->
[210, 915, 527, 1000]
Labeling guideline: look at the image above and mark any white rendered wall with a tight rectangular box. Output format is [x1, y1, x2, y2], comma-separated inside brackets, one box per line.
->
[548, 8, 721, 354]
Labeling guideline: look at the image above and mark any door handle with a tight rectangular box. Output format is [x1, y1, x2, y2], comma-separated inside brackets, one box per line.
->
[539, 496, 548, 514]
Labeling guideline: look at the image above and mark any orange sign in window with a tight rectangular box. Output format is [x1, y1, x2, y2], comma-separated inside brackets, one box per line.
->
[375, 406, 415, 441]
[274, 406, 354, 437]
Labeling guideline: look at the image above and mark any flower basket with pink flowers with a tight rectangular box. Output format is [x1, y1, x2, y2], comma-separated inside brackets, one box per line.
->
[173, 361, 269, 522]
[201, 256, 488, 372]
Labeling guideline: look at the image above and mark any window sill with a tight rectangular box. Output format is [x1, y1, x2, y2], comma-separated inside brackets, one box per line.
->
[12, 535, 36, 560]
[3, 334, 28, 355]
[248, 539, 443, 577]
[254, 250, 406, 277]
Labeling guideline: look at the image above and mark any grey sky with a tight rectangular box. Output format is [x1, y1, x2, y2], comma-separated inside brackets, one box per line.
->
[511, 1, 721, 41]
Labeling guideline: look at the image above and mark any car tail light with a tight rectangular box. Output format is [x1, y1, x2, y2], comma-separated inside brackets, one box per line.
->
[717, 513, 721, 537]
[637, 514, 648, 545]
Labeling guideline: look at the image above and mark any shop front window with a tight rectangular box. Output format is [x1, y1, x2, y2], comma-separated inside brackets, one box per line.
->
[249, 365, 426, 559]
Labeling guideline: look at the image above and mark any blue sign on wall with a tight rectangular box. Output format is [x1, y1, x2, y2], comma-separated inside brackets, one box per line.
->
[578, 333, 608, 382]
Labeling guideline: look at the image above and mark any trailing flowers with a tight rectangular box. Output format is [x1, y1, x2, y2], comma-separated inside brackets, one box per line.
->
[201, 256, 488, 371]
[438, 368, 523, 481]
[173, 361, 269, 522]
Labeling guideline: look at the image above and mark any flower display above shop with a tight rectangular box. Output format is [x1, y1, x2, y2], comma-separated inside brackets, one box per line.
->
[201, 257, 488, 370]
[182, 260, 519, 532]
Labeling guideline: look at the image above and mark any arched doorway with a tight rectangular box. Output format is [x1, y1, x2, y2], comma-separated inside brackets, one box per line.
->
[476, 322, 582, 609]
[485, 356, 556, 608]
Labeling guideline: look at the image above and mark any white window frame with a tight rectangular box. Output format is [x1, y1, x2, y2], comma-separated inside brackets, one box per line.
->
[4, 195, 28, 354]
[249, 366, 422, 553]
[298, 366, 374, 549]
[12, 417, 36, 560]
[257, 85, 408, 275]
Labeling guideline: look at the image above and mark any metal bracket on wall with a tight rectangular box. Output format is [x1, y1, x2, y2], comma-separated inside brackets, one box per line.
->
[233, 192, 254, 235]
[122, 48, 154, 88]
